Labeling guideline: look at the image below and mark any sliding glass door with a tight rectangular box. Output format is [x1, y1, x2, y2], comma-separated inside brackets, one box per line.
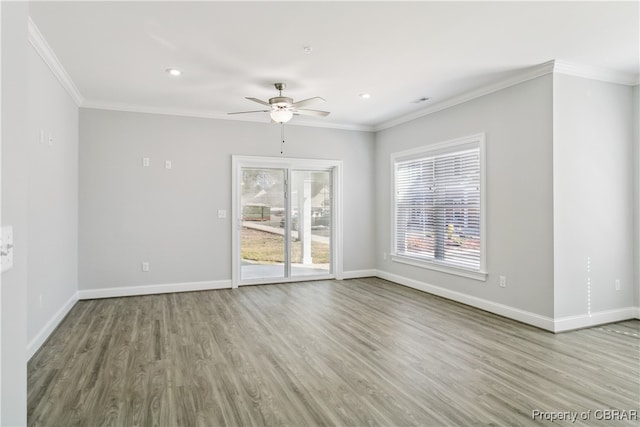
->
[240, 168, 287, 281]
[289, 170, 331, 278]
[232, 157, 341, 286]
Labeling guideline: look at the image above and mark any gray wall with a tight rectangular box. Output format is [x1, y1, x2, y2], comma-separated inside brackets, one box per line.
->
[1, 2, 28, 425]
[553, 74, 636, 317]
[375, 75, 555, 318]
[26, 43, 79, 346]
[79, 109, 375, 290]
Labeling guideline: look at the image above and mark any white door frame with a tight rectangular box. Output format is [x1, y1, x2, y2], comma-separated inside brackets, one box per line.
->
[231, 155, 343, 288]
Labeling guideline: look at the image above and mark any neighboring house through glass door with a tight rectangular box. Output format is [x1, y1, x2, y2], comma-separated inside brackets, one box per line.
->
[232, 156, 342, 287]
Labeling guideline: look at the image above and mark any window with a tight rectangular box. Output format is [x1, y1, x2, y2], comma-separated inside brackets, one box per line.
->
[391, 134, 486, 280]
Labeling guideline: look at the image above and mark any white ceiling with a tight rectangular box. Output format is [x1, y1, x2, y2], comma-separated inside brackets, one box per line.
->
[29, 1, 639, 131]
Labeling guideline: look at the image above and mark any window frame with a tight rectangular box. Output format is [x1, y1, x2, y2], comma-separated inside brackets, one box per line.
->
[390, 133, 487, 281]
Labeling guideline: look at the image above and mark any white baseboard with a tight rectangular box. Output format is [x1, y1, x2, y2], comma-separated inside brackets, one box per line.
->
[375, 270, 640, 333]
[342, 269, 378, 279]
[553, 307, 639, 332]
[376, 270, 556, 331]
[28, 280, 232, 359]
[28, 276, 639, 360]
[28, 292, 79, 360]
[77, 279, 232, 300]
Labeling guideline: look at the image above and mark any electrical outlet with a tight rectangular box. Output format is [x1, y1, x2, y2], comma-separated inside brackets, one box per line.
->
[165, 160, 172, 169]
[383, 252, 387, 260]
[142, 157, 150, 167]
[615, 279, 620, 291]
[218, 209, 227, 219]
[499, 276, 506, 288]
[142, 262, 150, 272]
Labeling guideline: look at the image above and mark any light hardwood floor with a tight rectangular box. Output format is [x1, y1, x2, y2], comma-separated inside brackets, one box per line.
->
[28, 278, 639, 426]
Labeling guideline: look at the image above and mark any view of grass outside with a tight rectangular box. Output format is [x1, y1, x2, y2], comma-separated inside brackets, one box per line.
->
[241, 227, 330, 264]
[240, 168, 332, 273]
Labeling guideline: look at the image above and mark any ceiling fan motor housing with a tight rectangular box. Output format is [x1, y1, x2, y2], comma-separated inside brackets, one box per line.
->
[269, 96, 293, 108]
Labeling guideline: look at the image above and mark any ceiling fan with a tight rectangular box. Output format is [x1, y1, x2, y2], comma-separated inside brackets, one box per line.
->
[228, 83, 330, 123]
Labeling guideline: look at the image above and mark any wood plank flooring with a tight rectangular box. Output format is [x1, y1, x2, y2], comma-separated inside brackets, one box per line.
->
[28, 278, 640, 426]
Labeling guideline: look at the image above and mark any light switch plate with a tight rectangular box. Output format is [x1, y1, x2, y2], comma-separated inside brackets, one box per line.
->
[1, 226, 15, 273]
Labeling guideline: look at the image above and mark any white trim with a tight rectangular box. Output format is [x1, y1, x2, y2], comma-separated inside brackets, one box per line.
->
[27, 292, 79, 360]
[238, 275, 334, 287]
[231, 155, 344, 170]
[0, 1, 3, 418]
[376, 270, 555, 331]
[232, 156, 344, 286]
[22, 30, 636, 134]
[341, 269, 377, 279]
[390, 133, 486, 279]
[24, 275, 640, 360]
[553, 307, 640, 333]
[391, 133, 485, 161]
[333, 162, 344, 280]
[77, 280, 231, 300]
[27, 16, 366, 131]
[375, 59, 639, 131]
[390, 255, 487, 281]
[27, 17, 83, 106]
[81, 102, 373, 132]
[553, 60, 639, 86]
[375, 61, 555, 131]
[231, 156, 241, 288]
[375, 270, 640, 333]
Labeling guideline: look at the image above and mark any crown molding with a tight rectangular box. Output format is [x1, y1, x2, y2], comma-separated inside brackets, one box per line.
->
[81, 100, 375, 132]
[27, 15, 369, 131]
[28, 17, 84, 106]
[24, 25, 636, 135]
[553, 60, 639, 86]
[374, 59, 639, 132]
[375, 60, 556, 131]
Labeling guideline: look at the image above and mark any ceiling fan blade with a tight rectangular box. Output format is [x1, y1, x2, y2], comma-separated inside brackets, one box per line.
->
[294, 109, 330, 117]
[245, 97, 270, 106]
[227, 110, 269, 115]
[291, 97, 325, 109]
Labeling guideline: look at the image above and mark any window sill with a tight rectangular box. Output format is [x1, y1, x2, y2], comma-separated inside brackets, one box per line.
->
[390, 254, 487, 282]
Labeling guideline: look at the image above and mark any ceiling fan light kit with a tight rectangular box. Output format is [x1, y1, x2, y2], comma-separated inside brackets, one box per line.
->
[270, 109, 294, 123]
[228, 82, 330, 124]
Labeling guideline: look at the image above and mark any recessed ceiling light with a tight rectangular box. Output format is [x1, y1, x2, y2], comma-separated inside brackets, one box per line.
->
[166, 68, 182, 76]
[303, 46, 313, 54]
[359, 93, 371, 99]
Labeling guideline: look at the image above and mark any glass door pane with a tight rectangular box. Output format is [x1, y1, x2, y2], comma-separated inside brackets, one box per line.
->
[290, 170, 332, 277]
[240, 168, 286, 281]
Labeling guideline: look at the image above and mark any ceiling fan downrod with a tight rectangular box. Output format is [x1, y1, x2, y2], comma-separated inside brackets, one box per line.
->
[280, 122, 285, 155]
[274, 82, 286, 95]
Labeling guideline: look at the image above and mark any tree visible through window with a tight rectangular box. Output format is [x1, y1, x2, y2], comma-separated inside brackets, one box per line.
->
[392, 135, 484, 274]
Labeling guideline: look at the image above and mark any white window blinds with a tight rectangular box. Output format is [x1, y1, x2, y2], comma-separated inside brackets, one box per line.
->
[393, 137, 483, 273]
